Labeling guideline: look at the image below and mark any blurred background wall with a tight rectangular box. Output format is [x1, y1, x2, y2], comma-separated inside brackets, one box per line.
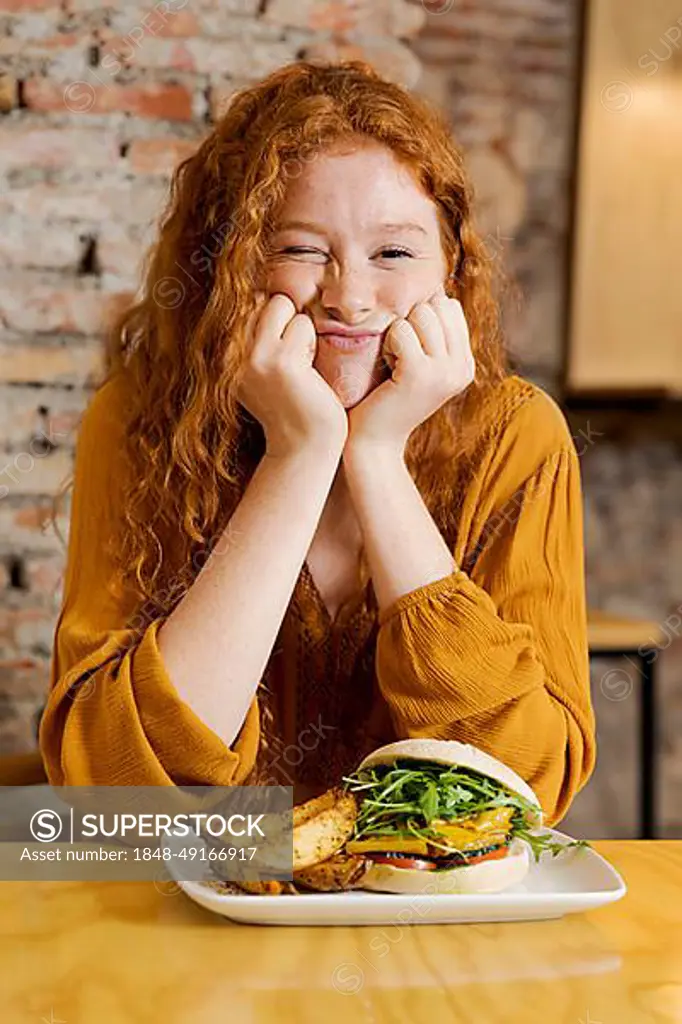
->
[0, 0, 680, 837]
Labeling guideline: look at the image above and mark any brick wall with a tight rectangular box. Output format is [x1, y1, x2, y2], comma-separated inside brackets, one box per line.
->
[0, 0, 425, 753]
[411, 0, 577, 387]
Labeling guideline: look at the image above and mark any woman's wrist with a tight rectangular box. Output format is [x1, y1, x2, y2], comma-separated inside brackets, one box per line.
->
[343, 435, 406, 469]
[265, 432, 347, 463]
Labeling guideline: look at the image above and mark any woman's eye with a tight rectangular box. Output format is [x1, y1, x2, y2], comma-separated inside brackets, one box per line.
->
[379, 248, 413, 259]
[282, 247, 325, 257]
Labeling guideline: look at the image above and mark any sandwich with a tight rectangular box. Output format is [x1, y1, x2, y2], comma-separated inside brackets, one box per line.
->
[340, 738, 554, 894]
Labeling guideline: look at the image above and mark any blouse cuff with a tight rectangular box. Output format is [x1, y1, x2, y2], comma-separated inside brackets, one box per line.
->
[377, 568, 467, 628]
[133, 619, 259, 786]
[375, 567, 546, 724]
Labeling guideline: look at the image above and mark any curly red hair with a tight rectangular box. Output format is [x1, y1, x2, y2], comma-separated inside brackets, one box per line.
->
[52, 59, 513, 780]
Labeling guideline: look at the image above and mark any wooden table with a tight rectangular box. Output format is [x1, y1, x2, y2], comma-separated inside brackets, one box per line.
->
[0, 841, 680, 1023]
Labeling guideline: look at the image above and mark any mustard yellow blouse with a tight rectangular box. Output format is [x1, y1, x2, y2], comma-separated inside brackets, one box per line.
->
[40, 373, 596, 828]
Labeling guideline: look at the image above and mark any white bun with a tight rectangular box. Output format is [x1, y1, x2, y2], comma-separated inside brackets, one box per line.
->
[359, 838, 530, 895]
[358, 738, 543, 827]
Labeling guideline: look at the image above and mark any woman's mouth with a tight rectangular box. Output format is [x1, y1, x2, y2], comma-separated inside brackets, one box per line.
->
[319, 333, 382, 352]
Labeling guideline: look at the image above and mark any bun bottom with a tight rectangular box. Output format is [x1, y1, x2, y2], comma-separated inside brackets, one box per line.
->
[358, 838, 530, 895]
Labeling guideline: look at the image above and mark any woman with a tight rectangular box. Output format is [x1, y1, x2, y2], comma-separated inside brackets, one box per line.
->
[41, 60, 596, 828]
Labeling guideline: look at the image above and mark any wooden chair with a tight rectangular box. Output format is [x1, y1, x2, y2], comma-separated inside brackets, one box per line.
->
[0, 750, 48, 787]
[587, 610, 667, 839]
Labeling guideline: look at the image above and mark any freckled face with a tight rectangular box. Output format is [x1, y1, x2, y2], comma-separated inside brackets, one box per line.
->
[263, 140, 449, 408]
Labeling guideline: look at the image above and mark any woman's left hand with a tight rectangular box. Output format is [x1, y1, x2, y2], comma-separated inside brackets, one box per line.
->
[346, 283, 476, 452]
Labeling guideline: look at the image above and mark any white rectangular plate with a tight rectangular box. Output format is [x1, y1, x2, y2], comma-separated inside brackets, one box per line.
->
[167, 829, 626, 926]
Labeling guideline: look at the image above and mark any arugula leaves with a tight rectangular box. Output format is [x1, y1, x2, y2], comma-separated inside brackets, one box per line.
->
[342, 759, 591, 864]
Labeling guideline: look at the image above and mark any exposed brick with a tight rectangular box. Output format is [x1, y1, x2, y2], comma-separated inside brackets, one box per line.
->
[94, 181, 169, 223]
[0, 187, 162, 280]
[0, 609, 12, 655]
[97, 220, 157, 284]
[0, 127, 119, 170]
[0, 73, 19, 111]
[0, 221, 86, 271]
[509, 105, 567, 174]
[0, 445, 74, 500]
[0, 716, 42, 754]
[0, 705, 44, 756]
[0, 553, 65, 606]
[0, 184, 105, 221]
[0, 276, 134, 335]
[186, 0, 260, 14]
[301, 38, 422, 89]
[61, 0, 112, 9]
[99, 34, 194, 73]
[0, 500, 69, 555]
[0, 607, 58, 656]
[207, 79, 250, 122]
[106, 5, 201, 38]
[198, 37, 298, 79]
[23, 77, 195, 121]
[0, 0, 59, 11]
[103, 7, 281, 42]
[194, 8, 281, 37]
[100, 34, 296, 79]
[0, 33, 90, 80]
[23, 553, 65, 604]
[0, 384, 86, 450]
[0, 658, 49, 703]
[263, 0, 426, 39]
[0, 6, 60, 27]
[0, 339, 104, 386]
[0, 606, 56, 647]
[0, 181, 168, 224]
[126, 136, 201, 174]
[55, 0, 121, 25]
[0, 31, 84, 53]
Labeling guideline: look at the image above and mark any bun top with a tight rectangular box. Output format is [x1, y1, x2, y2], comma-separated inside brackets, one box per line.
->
[357, 738, 543, 826]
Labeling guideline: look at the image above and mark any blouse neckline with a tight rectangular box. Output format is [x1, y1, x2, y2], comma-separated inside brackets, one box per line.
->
[299, 560, 374, 634]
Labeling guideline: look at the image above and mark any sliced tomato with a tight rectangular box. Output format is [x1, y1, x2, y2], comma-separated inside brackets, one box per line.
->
[460, 846, 510, 866]
[369, 855, 437, 871]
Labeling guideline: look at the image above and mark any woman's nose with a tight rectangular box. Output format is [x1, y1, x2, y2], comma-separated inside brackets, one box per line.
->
[320, 266, 374, 322]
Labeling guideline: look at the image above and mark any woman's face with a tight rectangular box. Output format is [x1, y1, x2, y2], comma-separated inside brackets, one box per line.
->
[263, 139, 449, 408]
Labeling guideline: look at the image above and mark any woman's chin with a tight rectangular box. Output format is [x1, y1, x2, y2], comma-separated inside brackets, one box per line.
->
[329, 371, 382, 409]
[315, 353, 389, 409]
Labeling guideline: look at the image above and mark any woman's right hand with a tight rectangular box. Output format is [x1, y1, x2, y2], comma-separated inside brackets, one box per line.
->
[238, 293, 348, 458]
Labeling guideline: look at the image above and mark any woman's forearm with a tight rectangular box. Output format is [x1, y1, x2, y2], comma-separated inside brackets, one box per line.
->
[157, 441, 344, 747]
[342, 442, 457, 615]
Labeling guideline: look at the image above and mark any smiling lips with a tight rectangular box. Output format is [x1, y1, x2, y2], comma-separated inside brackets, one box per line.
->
[319, 333, 382, 352]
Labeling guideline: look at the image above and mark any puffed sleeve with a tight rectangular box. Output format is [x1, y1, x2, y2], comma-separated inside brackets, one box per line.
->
[39, 376, 260, 787]
[374, 387, 596, 827]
